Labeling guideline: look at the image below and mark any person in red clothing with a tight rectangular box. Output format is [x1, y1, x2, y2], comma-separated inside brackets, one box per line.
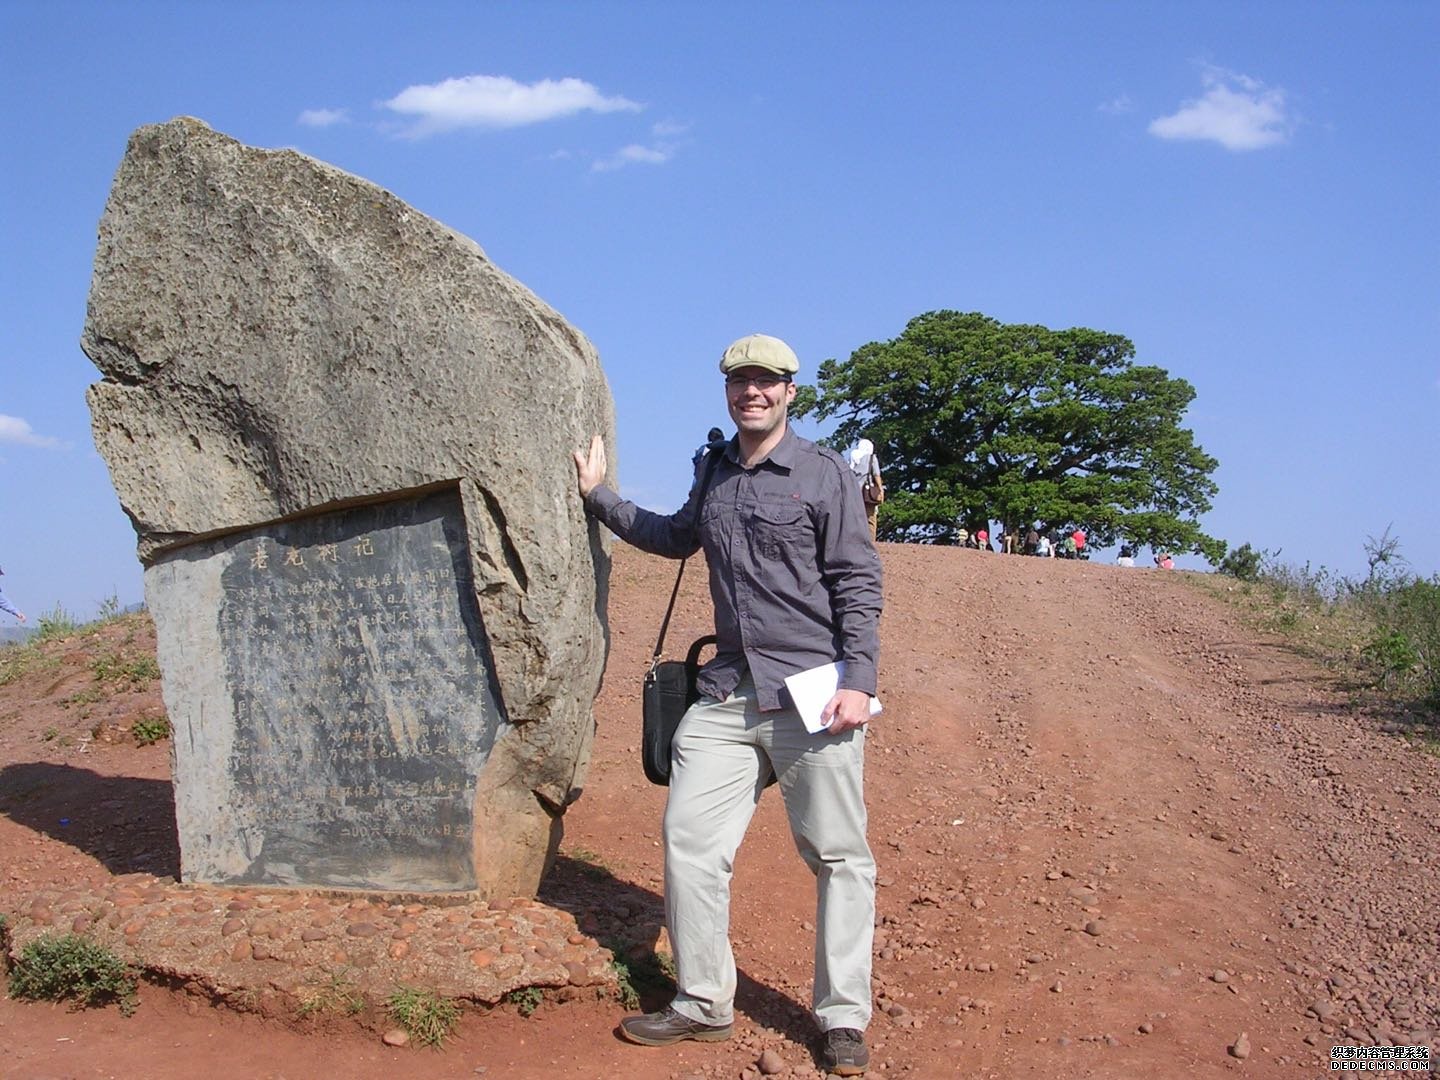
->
[1071, 529, 1086, 556]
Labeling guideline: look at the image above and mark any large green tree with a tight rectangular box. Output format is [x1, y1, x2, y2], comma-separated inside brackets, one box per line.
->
[794, 310, 1224, 560]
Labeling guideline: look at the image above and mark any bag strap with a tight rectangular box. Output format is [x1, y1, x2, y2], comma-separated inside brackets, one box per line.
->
[649, 447, 722, 670]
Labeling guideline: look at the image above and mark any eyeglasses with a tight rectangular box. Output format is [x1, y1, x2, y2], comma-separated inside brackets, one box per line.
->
[724, 374, 790, 392]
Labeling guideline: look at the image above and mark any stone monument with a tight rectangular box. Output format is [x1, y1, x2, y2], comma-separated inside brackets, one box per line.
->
[82, 117, 615, 897]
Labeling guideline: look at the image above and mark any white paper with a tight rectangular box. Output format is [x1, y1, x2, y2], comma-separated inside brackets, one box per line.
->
[783, 661, 883, 733]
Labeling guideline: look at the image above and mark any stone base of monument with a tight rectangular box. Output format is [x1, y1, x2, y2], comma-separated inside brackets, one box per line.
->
[5, 876, 618, 1015]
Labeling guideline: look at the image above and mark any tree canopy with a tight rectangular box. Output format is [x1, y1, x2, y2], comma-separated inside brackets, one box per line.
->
[793, 310, 1224, 560]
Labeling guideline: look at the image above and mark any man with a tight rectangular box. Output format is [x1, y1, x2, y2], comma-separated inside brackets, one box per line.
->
[846, 438, 884, 542]
[0, 566, 26, 624]
[692, 425, 727, 472]
[573, 333, 882, 1076]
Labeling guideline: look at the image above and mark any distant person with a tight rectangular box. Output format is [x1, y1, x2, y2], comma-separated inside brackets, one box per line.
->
[1025, 528, 1040, 555]
[848, 438, 884, 541]
[956, 527, 969, 547]
[1071, 529, 1087, 559]
[0, 567, 26, 624]
[1117, 544, 1135, 568]
[975, 528, 989, 552]
[1155, 551, 1175, 570]
[1036, 533, 1052, 558]
[693, 426, 727, 472]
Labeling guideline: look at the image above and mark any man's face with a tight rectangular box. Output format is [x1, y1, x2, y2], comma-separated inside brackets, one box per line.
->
[725, 365, 796, 441]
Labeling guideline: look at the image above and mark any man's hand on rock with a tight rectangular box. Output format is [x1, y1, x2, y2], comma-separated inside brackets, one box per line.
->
[573, 434, 607, 498]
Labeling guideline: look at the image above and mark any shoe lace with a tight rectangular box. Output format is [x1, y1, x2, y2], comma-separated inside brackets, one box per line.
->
[829, 1027, 864, 1046]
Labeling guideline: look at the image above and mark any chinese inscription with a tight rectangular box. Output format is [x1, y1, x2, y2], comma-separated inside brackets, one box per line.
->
[211, 487, 502, 890]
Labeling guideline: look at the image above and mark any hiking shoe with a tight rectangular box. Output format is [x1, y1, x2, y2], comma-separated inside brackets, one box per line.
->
[820, 1027, 870, 1075]
[619, 1005, 733, 1046]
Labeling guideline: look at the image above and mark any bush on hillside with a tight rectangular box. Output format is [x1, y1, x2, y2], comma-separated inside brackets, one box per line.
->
[1212, 531, 1439, 721]
[1367, 577, 1440, 704]
[1218, 542, 1267, 582]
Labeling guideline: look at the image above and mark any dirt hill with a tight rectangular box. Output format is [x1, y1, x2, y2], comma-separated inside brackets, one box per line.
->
[1, 542, 1436, 1079]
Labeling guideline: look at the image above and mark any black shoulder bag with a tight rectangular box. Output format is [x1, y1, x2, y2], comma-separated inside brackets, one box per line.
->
[641, 451, 721, 786]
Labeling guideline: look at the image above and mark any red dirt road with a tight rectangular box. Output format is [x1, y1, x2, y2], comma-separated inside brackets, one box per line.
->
[2, 542, 1436, 1078]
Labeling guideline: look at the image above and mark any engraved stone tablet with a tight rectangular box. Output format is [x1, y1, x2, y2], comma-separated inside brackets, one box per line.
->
[150, 487, 507, 892]
[83, 119, 616, 897]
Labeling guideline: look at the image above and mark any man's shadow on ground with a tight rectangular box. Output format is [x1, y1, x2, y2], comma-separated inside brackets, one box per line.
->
[540, 854, 817, 1049]
[0, 761, 180, 879]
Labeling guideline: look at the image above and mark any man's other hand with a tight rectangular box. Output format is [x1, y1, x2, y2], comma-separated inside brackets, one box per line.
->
[573, 434, 607, 498]
[822, 688, 871, 735]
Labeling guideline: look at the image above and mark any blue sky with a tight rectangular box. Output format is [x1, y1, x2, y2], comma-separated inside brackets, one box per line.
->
[2, 1, 1437, 621]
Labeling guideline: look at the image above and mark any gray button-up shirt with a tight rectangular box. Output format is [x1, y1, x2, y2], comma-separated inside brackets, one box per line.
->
[585, 427, 883, 711]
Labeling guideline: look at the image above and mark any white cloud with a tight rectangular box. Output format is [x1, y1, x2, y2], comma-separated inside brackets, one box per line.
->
[591, 143, 672, 173]
[0, 414, 63, 449]
[381, 74, 641, 136]
[1149, 67, 1290, 151]
[588, 120, 691, 173]
[298, 108, 349, 128]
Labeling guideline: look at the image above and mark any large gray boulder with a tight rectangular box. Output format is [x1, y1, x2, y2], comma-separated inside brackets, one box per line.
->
[83, 117, 614, 898]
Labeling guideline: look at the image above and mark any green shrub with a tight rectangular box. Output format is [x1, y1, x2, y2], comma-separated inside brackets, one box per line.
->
[8, 933, 138, 1014]
[386, 986, 459, 1047]
[35, 607, 80, 643]
[1218, 542, 1266, 582]
[1374, 577, 1440, 703]
[503, 986, 543, 1016]
[1364, 630, 1419, 686]
[610, 958, 640, 1010]
[602, 940, 675, 1011]
[92, 651, 161, 687]
[132, 715, 171, 746]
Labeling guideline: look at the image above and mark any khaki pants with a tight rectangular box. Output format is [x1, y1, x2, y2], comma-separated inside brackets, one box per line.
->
[664, 676, 875, 1032]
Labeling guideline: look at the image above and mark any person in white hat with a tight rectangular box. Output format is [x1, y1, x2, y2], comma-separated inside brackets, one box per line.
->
[573, 334, 882, 1075]
[846, 439, 884, 541]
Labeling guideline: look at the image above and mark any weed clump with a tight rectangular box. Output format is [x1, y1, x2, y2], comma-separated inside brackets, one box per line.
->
[132, 715, 171, 746]
[503, 985, 543, 1016]
[92, 650, 161, 688]
[295, 969, 365, 1019]
[35, 606, 80, 643]
[604, 940, 676, 1011]
[386, 986, 459, 1047]
[8, 933, 138, 1014]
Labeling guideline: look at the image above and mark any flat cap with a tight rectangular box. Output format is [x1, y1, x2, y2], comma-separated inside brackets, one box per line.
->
[718, 334, 800, 376]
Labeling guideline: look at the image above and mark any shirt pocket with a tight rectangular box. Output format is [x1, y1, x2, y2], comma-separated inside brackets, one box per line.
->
[749, 501, 808, 561]
[699, 499, 732, 559]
